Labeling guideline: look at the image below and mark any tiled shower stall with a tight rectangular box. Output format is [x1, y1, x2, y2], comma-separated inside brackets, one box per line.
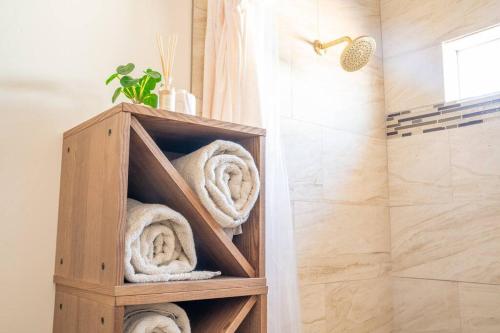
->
[193, 0, 500, 331]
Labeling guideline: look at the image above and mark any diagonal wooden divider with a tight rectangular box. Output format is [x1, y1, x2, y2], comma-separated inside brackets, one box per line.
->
[190, 296, 257, 333]
[128, 116, 255, 278]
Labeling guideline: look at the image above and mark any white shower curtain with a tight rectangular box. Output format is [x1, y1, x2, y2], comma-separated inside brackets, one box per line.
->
[202, 0, 301, 332]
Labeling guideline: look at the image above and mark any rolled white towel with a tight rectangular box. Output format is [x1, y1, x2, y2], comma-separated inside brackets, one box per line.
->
[124, 303, 190, 333]
[171, 140, 260, 237]
[125, 199, 221, 283]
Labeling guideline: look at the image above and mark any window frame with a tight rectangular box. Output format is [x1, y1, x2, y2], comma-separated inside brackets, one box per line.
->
[442, 24, 500, 101]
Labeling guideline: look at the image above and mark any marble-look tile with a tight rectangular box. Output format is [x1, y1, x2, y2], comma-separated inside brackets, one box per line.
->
[285, 0, 319, 71]
[460, 282, 500, 333]
[326, 278, 393, 333]
[289, 183, 323, 202]
[300, 283, 327, 333]
[391, 201, 500, 284]
[290, 59, 333, 128]
[450, 121, 500, 201]
[294, 201, 390, 256]
[392, 278, 461, 333]
[322, 128, 388, 204]
[461, 1, 500, 33]
[383, 46, 444, 114]
[381, 0, 500, 58]
[280, 117, 323, 185]
[298, 252, 391, 285]
[284, 0, 386, 138]
[319, 0, 383, 58]
[381, 0, 500, 112]
[388, 130, 452, 206]
[291, 63, 387, 138]
[291, 58, 386, 139]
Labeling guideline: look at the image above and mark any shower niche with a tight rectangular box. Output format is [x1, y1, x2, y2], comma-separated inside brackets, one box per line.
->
[52, 103, 267, 332]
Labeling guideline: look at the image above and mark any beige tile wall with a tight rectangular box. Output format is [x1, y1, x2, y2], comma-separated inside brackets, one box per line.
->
[382, 1, 500, 332]
[192, 0, 391, 332]
[381, 0, 500, 113]
[278, 1, 391, 332]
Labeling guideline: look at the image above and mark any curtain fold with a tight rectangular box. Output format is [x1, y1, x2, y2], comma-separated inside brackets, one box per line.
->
[202, 1, 301, 332]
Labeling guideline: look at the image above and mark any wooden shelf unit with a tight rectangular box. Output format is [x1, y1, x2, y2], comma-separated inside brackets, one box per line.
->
[53, 103, 267, 332]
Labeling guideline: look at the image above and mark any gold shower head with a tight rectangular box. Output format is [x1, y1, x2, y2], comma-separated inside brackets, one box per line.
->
[314, 36, 376, 72]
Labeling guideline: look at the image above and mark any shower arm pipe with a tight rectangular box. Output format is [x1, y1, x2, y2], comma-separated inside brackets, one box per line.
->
[314, 36, 352, 55]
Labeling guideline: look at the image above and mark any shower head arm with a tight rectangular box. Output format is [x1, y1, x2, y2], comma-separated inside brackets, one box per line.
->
[314, 36, 352, 55]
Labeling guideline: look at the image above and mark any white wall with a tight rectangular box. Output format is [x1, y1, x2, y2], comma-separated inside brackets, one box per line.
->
[0, 1, 192, 331]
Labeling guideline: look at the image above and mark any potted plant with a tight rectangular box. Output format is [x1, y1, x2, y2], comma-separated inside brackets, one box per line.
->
[105, 63, 162, 108]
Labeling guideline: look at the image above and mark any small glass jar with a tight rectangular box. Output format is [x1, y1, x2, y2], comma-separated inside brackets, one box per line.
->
[159, 86, 176, 111]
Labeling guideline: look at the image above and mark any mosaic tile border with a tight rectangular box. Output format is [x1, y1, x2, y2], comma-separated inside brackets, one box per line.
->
[386, 93, 500, 139]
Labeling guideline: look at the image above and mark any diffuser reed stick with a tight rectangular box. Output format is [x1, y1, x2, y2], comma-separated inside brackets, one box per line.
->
[156, 33, 178, 111]
[156, 33, 178, 88]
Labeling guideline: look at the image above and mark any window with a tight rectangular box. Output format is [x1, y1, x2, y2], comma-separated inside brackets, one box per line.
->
[443, 24, 500, 101]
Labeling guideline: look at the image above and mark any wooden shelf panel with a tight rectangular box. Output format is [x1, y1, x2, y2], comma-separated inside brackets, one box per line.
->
[128, 117, 255, 278]
[54, 111, 130, 287]
[55, 276, 266, 296]
[63, 103, 266, 140]
[116, 277, 266, 296]
[116, 285, 267, 306]
[126, 103, 265, 141]
[55, 276, 267, 306]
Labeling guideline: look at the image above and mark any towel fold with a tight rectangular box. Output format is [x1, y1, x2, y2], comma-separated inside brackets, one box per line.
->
[124, 303, 190, 333]
[171, 140, 260, 237]
[125, 199, 221, 283]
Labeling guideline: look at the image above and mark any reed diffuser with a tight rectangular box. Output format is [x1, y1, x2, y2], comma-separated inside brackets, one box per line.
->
[157, 33, 178, 111]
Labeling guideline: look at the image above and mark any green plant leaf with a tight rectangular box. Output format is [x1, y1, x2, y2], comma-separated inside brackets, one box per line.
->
[105, 73, 118, 85]
[145, 68, 162, 82]
[120, 75, 139, 88]
[139, 75, 156, 96]
[148, 71, 161, 81]
[122, 87, 133, 99]
[143, 93, 158, 108]
[116, 63, 135, 75]
[112, 87, 122, 103]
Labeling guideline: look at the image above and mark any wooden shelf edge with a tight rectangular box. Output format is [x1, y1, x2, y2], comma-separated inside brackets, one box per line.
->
[115, 286, 268, 306]
[54, 275, 115, 296]
[55, 275, 267, 306]
[130, 117, 256, 278]
[54, 275, 266, 296]
[63, 104, 124, 139]
[124, 103, 266, 137]
[63, 102, 266, 140]
[55, 285, 115, 306]
[115, 277, 266, 296]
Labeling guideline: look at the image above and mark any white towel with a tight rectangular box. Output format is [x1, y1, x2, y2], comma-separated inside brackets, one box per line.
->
[176, 89, 197, 115]
[171, 140, 260, 237]
[124, 303, 190, 333]
[125, 199, 221, 283]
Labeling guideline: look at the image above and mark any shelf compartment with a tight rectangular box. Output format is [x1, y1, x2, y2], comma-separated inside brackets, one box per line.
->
[186, 296, 258, 333]
[128, 117, 254, 277]
[53, 104, 267, 332]
[130, 107, 266, 278]
[54, 286, 264, 333]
